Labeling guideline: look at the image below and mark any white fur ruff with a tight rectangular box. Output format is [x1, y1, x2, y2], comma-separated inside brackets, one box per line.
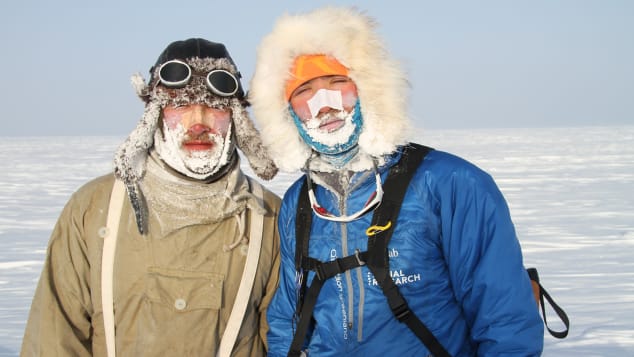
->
[249, 6, 415, 172]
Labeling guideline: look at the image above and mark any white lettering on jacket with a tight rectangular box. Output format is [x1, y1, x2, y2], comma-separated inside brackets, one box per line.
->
[330, 249, 348, 340]
[366, 269, 422, 287]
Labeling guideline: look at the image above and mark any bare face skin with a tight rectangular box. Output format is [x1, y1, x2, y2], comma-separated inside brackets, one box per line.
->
[289, 75, 358, 133]
[155, 103, 234, 178]
[161, 104, 231, 153]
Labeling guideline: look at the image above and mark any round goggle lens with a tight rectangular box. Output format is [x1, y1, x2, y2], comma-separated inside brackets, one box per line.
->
[206, 70, 239, 96]
[159, 60, 191, 86]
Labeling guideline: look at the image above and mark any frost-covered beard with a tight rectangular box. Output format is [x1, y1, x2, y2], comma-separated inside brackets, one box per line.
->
[154, 121, 234, 180]
[291, 100, 363, 158]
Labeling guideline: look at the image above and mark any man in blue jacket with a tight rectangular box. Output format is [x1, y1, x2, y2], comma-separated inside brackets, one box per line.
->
[250, 7, 544, 356]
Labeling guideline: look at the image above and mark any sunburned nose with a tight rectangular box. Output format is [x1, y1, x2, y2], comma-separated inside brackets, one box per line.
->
[188, 123, 211, 136]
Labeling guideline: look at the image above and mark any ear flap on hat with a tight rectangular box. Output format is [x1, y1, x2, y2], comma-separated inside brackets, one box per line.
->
[131, 73, 151, 102]
[231, 103, 278, 180]
[114, 101, 162, 185]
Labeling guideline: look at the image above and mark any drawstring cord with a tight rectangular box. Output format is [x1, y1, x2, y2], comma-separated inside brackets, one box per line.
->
[223, 210, 248, 252]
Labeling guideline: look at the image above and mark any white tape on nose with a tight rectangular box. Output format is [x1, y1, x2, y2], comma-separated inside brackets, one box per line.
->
[307, 89, 343, 118]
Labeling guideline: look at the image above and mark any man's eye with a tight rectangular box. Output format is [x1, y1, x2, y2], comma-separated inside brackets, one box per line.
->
[331, 76, 349, 84]
[294, 87, 310, 96]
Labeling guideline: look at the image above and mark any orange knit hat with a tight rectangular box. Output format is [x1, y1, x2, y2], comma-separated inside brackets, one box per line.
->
[284, 54, 349, 100]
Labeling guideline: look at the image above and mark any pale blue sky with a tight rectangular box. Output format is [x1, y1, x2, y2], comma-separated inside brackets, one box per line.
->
[2, 0, 632, 136]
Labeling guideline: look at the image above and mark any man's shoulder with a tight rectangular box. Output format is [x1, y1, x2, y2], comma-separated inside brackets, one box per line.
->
[417, 147, 489, 177]
[74, 173, 116, 196]
[279, 175, 307, 203]
[68, 173, 117, 209]
[411, 147, 501, 197]
[244, 174, 282, 212]
[51, 173, 117, 229]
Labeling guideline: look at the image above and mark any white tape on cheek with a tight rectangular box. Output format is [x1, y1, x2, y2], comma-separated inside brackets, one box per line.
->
[307, 89, 343, 118]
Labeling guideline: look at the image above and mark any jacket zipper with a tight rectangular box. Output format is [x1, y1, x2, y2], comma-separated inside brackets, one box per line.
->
[339, 177, 368, 342]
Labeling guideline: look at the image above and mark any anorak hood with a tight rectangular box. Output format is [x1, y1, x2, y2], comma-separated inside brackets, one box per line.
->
[249, 7, 414, 172]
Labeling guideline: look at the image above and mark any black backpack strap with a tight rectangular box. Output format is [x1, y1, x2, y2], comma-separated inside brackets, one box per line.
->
[288, 253, 367, 356]
[293, 178, 311, 317]
[288, 179, 312, 356]
[295, 177, 312, 271]
[527, 268, 570, 338]
[365, 144, 450, 357]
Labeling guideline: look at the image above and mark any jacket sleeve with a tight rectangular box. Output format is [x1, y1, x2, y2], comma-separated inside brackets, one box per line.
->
[21, 194, 94, 356]
[439, 165, 544, 356]
[266, 187, 301, 357]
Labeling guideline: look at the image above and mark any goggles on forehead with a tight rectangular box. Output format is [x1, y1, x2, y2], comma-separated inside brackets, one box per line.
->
[157, 59, 239, 97]
[306, 169, 384, 223]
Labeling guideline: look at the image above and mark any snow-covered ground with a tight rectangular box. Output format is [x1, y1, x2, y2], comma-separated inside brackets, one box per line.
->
[1, 126, 632, 356]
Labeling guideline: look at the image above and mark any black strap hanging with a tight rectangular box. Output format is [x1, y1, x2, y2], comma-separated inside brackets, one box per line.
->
[527, 268, 570, 338]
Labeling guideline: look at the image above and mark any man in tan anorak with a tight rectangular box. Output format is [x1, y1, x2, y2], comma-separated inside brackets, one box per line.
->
[21, 38, 280, 356]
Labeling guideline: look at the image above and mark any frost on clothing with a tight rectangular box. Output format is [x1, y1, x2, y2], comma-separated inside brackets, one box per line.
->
[21, 164, 281, 356]
[266, 149, 544, 356]
[290, 100, 363, 159]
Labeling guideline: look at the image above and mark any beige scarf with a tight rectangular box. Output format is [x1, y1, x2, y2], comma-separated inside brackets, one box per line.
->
[140, 150, 265, 238]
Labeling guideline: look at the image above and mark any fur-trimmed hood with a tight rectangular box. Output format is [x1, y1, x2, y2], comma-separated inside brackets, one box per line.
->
[249, 7, 414, 172]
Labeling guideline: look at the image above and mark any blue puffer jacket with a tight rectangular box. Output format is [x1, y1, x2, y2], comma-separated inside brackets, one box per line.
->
[267, 148, 544, 356]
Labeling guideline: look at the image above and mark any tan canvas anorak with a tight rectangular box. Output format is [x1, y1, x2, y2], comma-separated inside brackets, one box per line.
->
[21, 166, 280, 356]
